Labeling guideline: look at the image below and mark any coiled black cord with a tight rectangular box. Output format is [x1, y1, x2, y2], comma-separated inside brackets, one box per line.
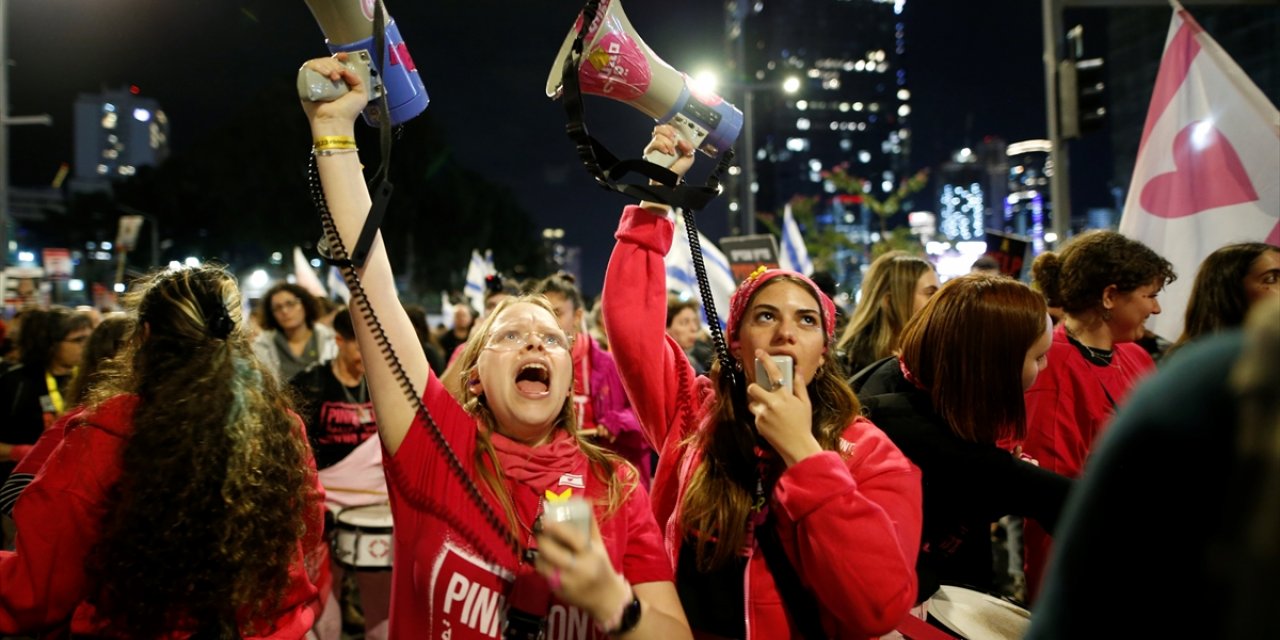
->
[307, 155, 522, 568]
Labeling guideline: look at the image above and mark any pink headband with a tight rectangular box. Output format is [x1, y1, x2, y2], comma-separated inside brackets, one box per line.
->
[727, 266, 837, 342]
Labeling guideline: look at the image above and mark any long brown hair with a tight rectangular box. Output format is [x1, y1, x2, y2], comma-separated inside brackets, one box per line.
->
[1173, 243, 1279, 353]
[449, 295, 635, 536]
[85, 266, 318, 639]
[899, 274, 1047, 443]
[680, 276, 861, 570]
[837, 251, 933, 374]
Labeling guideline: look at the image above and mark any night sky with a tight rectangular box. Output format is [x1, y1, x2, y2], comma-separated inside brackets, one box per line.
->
[7, 0, 1113, 296]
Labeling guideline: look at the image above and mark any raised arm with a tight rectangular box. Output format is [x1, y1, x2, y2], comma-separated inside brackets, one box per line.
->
[601, 127, 699, 449]
[299, 56, 427, 455]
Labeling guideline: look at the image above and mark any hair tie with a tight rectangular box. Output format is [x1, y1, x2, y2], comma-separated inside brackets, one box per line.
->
[207, 304, 234, 340]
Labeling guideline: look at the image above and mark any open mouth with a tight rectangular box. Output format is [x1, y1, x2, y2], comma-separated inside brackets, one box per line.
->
[515, 362, 551, 395]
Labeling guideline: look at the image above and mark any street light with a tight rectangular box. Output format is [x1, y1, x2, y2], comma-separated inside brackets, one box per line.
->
[696, 68, 803, 238]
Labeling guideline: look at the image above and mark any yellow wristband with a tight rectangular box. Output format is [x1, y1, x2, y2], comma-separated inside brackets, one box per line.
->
[313, 135, 357, 150]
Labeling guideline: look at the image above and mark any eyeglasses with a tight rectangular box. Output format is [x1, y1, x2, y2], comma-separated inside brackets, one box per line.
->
[483, 328, 569, 352]
[271, 298, 301, 313]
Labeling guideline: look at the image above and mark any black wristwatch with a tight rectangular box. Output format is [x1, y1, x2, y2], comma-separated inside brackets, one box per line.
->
[605, 593, 642, 636]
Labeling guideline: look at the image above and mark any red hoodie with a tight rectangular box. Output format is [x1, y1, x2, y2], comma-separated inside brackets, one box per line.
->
[603, 205, 923, 639]
[0, 395, 328, 638]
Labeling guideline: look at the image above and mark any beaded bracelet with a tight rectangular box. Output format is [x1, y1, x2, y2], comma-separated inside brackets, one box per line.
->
[313, 147, 358, 157]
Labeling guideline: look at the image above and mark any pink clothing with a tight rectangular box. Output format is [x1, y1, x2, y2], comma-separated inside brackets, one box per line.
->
[603, 205, 923, 639]
[0, 395, 328, 638]
[381, 371, 671, 639]
[1021, 324, 1156, 602]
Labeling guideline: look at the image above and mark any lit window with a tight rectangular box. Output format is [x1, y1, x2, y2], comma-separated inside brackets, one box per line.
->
[898, 104, 911, 117]
[785, 138, 810, 152]
[97, 164, 109, 175]
[897, 89, 911, 100]
[101, 112, 118, 129]
[795, 100, 808, 111]
[102, 103, 116, 113]
[796, 117, 810, 131]
[133, 108, 151, 122]
[809, 159, 823, 172]
[858, 151, 872, 163]
[853, 102, 864, 111]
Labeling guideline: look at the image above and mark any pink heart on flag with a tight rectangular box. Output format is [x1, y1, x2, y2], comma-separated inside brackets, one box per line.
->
[1139, 120, 1259, 219]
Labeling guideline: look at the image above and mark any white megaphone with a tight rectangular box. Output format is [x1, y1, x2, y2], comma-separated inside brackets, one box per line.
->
[546, 0, 742, 168]
[298, 0, 428, 126]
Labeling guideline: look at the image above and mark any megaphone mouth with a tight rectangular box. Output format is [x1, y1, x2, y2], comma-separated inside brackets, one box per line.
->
[545, 11, 583, 98]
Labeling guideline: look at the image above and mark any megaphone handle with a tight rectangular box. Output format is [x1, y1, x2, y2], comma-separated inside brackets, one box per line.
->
[298, 67, 351, 102]
[643, 146, 682, 168]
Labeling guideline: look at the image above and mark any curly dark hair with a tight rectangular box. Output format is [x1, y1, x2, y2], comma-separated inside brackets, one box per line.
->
[260, 282, 320, 333]
[1031, 230, 1176, 314]
[84, 266, 319, 639]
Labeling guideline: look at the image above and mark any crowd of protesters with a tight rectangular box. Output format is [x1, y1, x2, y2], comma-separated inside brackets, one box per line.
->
[0, 51, 1276, 640]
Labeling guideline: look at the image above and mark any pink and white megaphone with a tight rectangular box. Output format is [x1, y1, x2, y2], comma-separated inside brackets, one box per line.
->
[298, 0, 428, 126]
[546, 0, 742, 167]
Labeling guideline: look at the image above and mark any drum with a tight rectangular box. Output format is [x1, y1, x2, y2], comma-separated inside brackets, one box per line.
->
[927, 585, 1030, 640]
[332, 503, 394, 571]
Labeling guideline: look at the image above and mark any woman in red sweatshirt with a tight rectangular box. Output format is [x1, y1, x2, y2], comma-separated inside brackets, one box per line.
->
[301, 55, 690, 640]
[0, 265, 329, 638]
[602, 125, 922, 639]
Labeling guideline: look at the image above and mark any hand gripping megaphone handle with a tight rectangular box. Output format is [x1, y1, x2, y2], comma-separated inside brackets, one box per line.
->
[297, 51, 380, 103]
[642, 112, 712, 168]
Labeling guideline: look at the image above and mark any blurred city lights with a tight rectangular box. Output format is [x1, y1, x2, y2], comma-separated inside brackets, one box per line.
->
[184, 257, 201, 267]
[248, 269, 270, 289]
[68, 279, 85, 292]
[691, 70, 720, 94]
[782, 77, 801, 94]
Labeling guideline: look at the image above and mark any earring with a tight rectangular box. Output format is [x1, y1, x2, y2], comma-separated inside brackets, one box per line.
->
[1102, 309, 1112, 322]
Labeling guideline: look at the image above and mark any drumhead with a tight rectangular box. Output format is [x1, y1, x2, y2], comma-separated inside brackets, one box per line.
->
[928, 585, 1030, 640]
[336, 503, 393, 529]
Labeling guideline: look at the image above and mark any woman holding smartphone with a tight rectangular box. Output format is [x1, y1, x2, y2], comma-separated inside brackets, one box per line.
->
[300, 56, 689, 639]
[602, 126, 922, 639]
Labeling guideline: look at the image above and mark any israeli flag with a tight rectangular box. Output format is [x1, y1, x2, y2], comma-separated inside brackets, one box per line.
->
[665, 213, 736, 330]
[327, 266, 351, 303]
[779, 203, 814, 276]
[463, 249, 495, 316]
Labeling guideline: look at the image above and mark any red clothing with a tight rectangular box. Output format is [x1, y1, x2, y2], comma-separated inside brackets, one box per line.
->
[1021, 324, 1156, 602]
[382, 371, 671, 640]
[602, 205, 923, 639]
[0, 395, 328, 638]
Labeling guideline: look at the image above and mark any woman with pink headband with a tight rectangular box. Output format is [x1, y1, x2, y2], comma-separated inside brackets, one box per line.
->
[602, 125, 923, 639]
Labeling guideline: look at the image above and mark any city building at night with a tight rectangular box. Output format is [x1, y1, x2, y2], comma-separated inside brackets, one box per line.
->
[1002, 139, 1054, 255]
[726, 0, 911, 232]
[936, 137, 1008, 243]
[71, 86, 170, 192]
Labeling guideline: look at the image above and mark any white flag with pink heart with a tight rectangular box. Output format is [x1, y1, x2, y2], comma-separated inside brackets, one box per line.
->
[1119, 0, 1279, 341]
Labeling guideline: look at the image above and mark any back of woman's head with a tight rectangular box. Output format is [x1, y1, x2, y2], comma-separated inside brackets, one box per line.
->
[1179, 243, 1280, 344]
[88, 265, 314, 638]
[68, 313, 135, 405]
[18, 306, 93, 371]
[838, 251, 932, 363]
[899, 274, 1047, 443]
[528, 271, 586, 312]
[1031, 230, 1176, 313]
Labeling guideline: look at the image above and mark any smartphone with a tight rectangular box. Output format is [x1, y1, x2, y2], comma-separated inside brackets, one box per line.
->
[754, 355, 794, 393]
[544, 497, 592, 548]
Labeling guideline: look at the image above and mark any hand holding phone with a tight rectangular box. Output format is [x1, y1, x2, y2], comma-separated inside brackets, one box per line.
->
[544, 497, 592, 549]
[754, 355, 794, 393]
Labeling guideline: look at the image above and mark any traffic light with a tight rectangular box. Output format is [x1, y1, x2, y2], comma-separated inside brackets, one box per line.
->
[1059, 55, 1107, 139]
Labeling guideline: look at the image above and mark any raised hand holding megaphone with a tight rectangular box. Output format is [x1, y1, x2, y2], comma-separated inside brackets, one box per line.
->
[546, 0, 742, 168]
[300, 0, 428, 126]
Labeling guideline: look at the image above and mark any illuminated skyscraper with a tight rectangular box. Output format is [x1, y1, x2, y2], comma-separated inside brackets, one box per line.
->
[1002, 139, 1054, 255]
[727, 0, 910, 233]
[72, 87, 170, 191]
[936, 137, 1008, 242]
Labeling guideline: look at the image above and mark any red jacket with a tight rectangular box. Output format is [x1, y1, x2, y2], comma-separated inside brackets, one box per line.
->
[603, 205, 923, 639]
[0, 395, 329, 638]
[1021, 324, 1156, 602]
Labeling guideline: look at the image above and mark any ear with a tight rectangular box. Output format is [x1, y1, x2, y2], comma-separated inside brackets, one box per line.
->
[468, 377, 484, 396]
[1101, 284, 1120, 310]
